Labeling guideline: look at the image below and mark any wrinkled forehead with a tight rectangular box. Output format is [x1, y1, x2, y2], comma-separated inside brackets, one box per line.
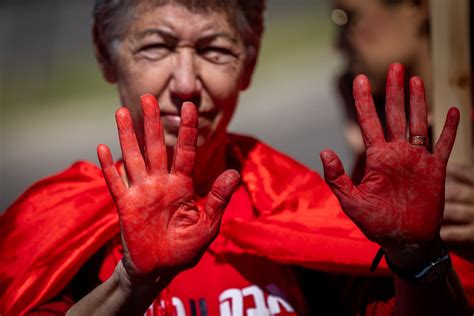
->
[127, 2, 238, 40]
[138, 0, 231, 14]
[97, 0, 238, 40]
[135, 0, 234, 22]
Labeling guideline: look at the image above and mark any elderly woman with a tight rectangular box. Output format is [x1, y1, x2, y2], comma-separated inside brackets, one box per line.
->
[0, 0, 471, 315]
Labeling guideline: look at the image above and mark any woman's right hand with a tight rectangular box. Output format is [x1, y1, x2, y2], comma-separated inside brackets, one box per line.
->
[97, 94, 240, 287]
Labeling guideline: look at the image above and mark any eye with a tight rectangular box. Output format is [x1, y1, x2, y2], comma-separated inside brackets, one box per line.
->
[198, 46, 236, 64]
[138, 43, 173, 60]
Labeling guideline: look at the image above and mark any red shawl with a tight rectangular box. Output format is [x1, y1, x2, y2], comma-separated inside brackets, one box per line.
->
[1, 134, 473, 315]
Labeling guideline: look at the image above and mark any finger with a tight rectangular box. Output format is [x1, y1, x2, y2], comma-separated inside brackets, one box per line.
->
[141, 94, 167, 174]
[441, 225, 474, 243]
[171, 102, 198, 176]
[205, 170, 240, 222]
[445, 181, 474, 204]
[353, 75, 385, 147]
[385, 63, 407, 142]
[434, 107, 460, 164]
[444, 202, 474, 223]
[409, 76, 428, 145]
[116, 107, 147, 184]
[320, 149, 357, 208]
[97, 144, 127, 199]
[447, 164, 474, 184]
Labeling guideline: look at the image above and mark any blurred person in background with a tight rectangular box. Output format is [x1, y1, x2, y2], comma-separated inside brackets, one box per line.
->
[0, 0, 472, 315]
[335, 0, 474, 263]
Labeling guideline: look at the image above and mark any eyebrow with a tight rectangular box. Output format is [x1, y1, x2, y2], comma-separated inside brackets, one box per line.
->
[198, 32, 238, 44]
[139, 29, 178, 43]
[138, 28, 237, 44]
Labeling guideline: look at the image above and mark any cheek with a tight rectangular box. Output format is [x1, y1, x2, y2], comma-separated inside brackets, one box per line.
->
[123, 63, 171, 97]
[197, 65, 242, 144]
[200, 64, 243, 108]
[117, 60, 172, 111]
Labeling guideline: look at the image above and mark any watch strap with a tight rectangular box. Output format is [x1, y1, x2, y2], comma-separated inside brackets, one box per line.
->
[370, 243, 452, 285]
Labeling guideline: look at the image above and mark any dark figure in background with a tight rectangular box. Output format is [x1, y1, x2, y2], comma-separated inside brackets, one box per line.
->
[335, 0, 474, 263]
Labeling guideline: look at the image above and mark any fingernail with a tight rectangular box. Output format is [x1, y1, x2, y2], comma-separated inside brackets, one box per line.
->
[115, 107, 132, 128]
[387, 63, 404, 87]
[352, 75, 370, 99]
[181, 102, 198, 126]
[141, 94, 157, 116]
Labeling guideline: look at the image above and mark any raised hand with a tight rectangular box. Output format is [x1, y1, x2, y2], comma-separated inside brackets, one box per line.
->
[97, 95, 240, 282]
[320, 64, 459, 264]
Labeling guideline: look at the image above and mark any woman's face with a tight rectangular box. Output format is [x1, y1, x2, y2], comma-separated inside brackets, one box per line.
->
[106, 3, 253, 147]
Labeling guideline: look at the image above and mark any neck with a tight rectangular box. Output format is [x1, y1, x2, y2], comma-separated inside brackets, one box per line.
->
[166, 133, 229, 197]
[194, 133, 229, 196]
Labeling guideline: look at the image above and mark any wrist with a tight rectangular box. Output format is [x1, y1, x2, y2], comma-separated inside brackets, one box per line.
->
[115, 260, 171, 297]
[383, 236, 445, 270]
[381, 236, 452, 286]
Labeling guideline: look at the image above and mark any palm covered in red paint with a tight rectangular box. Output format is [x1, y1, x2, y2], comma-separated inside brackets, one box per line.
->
[321, 64, 459, 252]
[345, 142, 446, 244]
[97, 95, 239, 280]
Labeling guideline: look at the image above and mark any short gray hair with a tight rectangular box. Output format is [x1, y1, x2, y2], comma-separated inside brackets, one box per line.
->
[93, 0, 266, 55]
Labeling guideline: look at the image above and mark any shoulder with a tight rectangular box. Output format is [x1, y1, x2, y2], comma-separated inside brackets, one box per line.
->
[3, 161, 104, 213]
[2, 160, 109, 226]
[0, 161, 118, 315]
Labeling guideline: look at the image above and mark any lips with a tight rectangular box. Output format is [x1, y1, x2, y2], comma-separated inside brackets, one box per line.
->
[160, 110, 217, 136]
[161, 114, 181, 134]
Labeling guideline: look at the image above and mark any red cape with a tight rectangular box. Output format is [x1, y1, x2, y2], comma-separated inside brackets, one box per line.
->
[1, 134, 473, 315]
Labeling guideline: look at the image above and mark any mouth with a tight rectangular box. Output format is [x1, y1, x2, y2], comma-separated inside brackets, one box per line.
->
[160, 110, 218, 136]
[161, 114, 181, 134]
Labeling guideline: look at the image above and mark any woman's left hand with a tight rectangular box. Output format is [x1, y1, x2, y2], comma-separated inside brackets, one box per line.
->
[320, 63, 460, 267]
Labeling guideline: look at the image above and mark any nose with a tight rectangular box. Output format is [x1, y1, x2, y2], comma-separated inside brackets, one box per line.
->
[170, 48, 201, 104]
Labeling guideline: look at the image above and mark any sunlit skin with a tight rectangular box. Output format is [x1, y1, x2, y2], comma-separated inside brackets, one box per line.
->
[109, 3, 251, 149]
[320, 64, 459, 267]
[100, 3, 255, 198]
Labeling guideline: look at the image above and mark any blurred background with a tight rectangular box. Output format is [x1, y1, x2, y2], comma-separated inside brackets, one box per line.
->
[1, 0, 351, 210]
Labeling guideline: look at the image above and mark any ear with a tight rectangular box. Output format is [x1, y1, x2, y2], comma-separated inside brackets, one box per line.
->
[240, 44, 259, 91]
[93, 22, 118, 83]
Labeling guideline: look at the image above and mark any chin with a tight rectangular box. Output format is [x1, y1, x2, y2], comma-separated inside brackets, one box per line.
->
[163, 131, 213, 148]
[196, 135, 207, 147]
[164, 134, 178, 148]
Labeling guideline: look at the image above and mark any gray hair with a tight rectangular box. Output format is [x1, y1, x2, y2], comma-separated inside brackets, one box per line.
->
[93, 0, 266, 56]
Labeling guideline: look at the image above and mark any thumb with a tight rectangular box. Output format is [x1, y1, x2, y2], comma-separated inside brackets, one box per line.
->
[320, 149, 356, 203]
[205, 169, 240, 222]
